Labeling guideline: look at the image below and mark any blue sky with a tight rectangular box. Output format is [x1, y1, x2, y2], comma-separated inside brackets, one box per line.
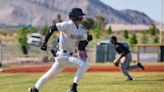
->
[100, 0, 162, 22]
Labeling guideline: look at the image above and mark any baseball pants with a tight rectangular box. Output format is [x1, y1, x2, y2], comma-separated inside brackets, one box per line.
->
[35, 51, 88, 90]
[120, 53, 138, 79]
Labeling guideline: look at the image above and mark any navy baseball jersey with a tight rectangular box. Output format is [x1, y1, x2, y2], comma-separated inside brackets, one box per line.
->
[115, 42, 130, 56]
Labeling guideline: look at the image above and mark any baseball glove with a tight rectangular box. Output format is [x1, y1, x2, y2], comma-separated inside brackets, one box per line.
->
[114, 60, 120, 67]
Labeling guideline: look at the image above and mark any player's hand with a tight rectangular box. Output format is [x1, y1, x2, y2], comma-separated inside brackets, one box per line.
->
[114, 62, 119, 67]
[41, 42, 47, 51]
[87, 34, 92, 42]
[114, 60, 119, 67]
[77, 50, 87, 61]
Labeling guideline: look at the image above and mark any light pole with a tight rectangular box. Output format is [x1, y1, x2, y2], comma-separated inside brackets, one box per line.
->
[160, 0, 164, 43]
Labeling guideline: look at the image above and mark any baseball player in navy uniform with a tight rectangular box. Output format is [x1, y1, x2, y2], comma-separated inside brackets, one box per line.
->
[110, 36, 144, 80]
[28, 8, 90, 92]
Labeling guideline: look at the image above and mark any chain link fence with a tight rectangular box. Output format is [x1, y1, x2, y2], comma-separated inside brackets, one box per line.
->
[136, 44, 164, 62]
[0, 44, 53, 65]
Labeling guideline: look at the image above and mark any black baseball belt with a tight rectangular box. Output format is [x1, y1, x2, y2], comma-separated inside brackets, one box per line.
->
[63, 50, 73, 55]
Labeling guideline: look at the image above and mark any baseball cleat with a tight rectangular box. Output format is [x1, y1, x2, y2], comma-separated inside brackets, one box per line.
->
[28, 87, 39, 92]
[66, 88, 77, 92]
[137, 63, 144, 70]
[126, 78, 133, 81]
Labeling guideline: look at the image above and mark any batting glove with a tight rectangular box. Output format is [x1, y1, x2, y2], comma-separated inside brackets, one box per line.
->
[41, 42, 47, 51]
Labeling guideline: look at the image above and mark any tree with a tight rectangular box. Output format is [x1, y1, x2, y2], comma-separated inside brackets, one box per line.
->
[29, 27, 38, 33]
[96, 15, 105, 31]
[16, 26, 29, 55]
[93, 23, 101, 39]
[153, 36, 159, 43]
[82, 18, 95, 30]
[148, 24, 157, 36]
[129, 34, 138, 47]
[106, 26, 112, 34]
[123, 30, 129, 39]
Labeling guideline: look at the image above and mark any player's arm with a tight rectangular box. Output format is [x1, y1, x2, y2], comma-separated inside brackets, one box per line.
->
[44, 25, 58, 43]
[41, 24, 58, 51]
[114, 52, 124, 66]
[117, 52, 124, 61]
[87, 32, 92, 42]
[78, 40, 88, 51]
[77, 40, 88, 60]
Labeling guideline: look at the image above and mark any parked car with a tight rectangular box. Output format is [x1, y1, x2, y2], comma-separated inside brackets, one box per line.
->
[27, 33, 42, 46]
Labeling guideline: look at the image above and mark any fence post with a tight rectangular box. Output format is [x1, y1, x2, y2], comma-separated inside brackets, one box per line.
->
[0, 44, 3, 66]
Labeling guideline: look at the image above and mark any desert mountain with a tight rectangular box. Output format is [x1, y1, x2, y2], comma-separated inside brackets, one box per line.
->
[0, 0, 154, 27]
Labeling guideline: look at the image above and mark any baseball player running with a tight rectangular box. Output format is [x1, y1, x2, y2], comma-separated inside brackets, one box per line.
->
[110, 36, 144, 80]
[28, 8, 89, 92]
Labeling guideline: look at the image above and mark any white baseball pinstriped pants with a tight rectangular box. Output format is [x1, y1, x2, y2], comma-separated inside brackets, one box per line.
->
[120, 53, 138, 79]
[35, 51, 88, 90]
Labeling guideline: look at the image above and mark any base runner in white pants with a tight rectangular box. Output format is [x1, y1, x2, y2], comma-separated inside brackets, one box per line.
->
[28, 8, 91, 92]
[110, 36, 145, 80]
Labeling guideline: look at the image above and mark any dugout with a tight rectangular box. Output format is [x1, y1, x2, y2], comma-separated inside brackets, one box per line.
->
[136, 44, 164, 62]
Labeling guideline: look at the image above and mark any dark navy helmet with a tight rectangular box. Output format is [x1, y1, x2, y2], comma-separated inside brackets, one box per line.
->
[69, 8, 85, 21]
[110, 36, 117, 42]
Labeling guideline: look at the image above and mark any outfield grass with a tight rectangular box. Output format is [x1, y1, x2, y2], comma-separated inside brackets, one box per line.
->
[0, 72, 164, 92]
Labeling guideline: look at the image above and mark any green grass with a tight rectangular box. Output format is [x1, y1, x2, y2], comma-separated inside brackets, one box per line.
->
[0, 72, 164, 92]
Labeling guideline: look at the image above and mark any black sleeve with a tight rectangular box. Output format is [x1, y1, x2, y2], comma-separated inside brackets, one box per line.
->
[116, 46, 123, 54]
[44, 24, 58, 43]
[78, 40, 88, 51]
[87, 34, 93, 42]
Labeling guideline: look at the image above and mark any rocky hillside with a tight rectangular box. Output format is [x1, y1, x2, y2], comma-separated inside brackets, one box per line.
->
[0, 0, 154, 27]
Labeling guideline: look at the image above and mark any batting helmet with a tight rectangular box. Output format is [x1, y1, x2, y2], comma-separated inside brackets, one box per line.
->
[69, 8, 85, 21]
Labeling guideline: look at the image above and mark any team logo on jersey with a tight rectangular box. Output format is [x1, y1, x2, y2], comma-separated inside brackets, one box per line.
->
[70, 34, 83, 40]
